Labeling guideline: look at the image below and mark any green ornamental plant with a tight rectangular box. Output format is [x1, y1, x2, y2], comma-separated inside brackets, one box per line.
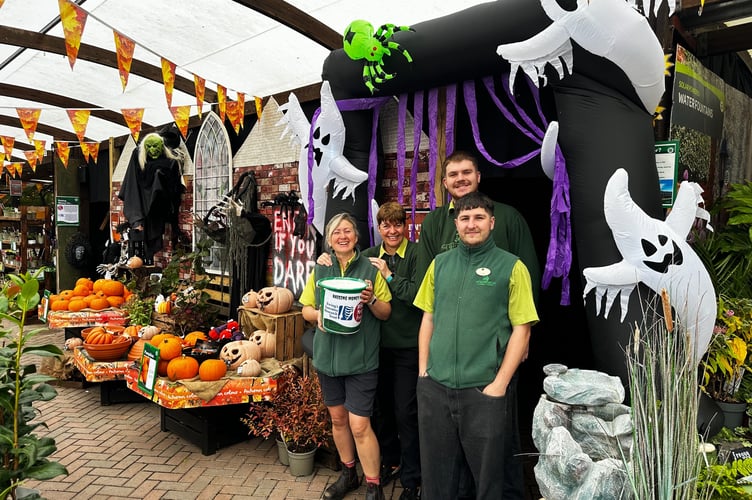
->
[701, 296, 752, 403]
[0, 272, 68, 499]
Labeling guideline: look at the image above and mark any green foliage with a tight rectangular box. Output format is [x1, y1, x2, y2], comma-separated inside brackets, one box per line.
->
[242, 368, 331, 453]
[121, 294, 154, 327]
[693, 180, 752, 299]
[0, 271, 68, 498]
[697, 461, 752, 499]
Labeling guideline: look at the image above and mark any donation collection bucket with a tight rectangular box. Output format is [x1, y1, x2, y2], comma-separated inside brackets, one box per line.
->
[317, 277, 368, 334]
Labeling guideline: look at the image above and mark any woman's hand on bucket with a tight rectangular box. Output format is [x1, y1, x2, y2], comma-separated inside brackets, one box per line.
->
[360, 280, 374, 304]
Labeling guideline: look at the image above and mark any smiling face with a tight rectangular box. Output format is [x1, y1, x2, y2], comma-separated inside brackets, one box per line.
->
[327, 217, 358, 256]
[378, 220, 405, 254]
[443, 159, 480, 201]
[455, 206, 495, 247]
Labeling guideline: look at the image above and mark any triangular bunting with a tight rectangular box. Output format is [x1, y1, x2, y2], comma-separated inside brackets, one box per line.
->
[24, 150, 38, 171]
[217, 84, 227, 122]
[16, 108, 41, 141]
[88, 142, 100, 164]
[194, 75, 206, 119]
[13, 162, 23, 178]
[169, 106, 191, 139]
[58, 0, 87, 69]
[226, 101, 243, 134]
[33, 139, 46, 161]
[255, 96, 263, 121]
[237, 92, 245, 127]
[161, 58, 176, 107]
[121, 108, 144, 142]
[113, 31, 136, 91]
[80, 142, 91, 162]
[0, 152, 5, 165]
[0, 1, 5, 9]
[56, 142, 71, 168]
[67, 109, 91, 143]
[1, 136, 14, 157]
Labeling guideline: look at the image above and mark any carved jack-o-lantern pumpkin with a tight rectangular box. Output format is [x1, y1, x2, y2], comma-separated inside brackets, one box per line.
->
[219, 340, 262, 369]
[241, 290, 258, 309]
[256, 286, 294, 314]
[249, 330, 277, 358]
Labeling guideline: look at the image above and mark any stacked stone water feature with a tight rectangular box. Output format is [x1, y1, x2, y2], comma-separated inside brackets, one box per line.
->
[532, 364, 634, 499]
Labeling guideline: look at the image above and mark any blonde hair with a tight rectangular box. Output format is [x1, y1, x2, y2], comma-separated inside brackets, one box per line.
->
[324, 213, 359, 252]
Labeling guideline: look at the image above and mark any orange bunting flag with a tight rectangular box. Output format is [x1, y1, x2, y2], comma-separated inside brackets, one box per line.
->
[56, 142, 71, 168]
[24, 150, 38, 171]
[226, 101, 243, 134]
[113, 31, 136, 91]
[0, 1, 5, 9]
[13, 162, 23, 178]
[1, 136, 14, 157]
[33, 139, 46, 161]
[16, 108, 41, 141]
[121, 108, 144, 142]
[67, 109, 90, 143]
[254, 96, 263, 121]
[237, 92, 245, 124]
[169, 106, 191, 139]
[58, 0, 87, 69]
[161, 58, 176, 107]
[81, 142, 100, 164]
[0, 152, 4, 165]
[194, 75, 206, 119]
[217, 84, 227, 122]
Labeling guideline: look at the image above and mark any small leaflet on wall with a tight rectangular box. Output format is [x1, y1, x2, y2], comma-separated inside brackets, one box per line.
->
[655, 141, 679, 208]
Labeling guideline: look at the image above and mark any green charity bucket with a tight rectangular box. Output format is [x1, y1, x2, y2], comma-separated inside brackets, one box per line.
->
[317, 277, 368, 334]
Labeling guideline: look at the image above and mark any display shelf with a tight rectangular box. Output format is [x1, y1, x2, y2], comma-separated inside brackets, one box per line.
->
[0, 206, 52, 275]
[71, 347, 145, 405]
[44, 308, 127, 328]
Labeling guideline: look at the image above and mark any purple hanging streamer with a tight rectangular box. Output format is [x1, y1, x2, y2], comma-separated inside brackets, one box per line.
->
[428, 89, 439, 210]
[397, 94, 408, 205]
[445, 84, 456, 157]
[410, 91, 424, 241]
[367, 106, 381, 245]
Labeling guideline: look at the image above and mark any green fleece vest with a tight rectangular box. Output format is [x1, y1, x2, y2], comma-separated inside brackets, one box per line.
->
[429, 237, 517, 388]
[312, 250, 381, 376]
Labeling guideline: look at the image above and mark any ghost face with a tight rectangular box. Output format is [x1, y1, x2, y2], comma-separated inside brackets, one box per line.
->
[144, 136, 164, 160]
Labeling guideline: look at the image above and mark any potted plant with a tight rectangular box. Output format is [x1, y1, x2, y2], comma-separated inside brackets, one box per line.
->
[243, 367, 331, 476]
[701, 296, 752, 427]
[0, 271, 68, 499]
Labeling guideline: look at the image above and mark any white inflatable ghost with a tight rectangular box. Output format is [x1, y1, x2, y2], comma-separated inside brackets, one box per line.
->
[583, 169, 716, 363]
[278, 81, 368, 235]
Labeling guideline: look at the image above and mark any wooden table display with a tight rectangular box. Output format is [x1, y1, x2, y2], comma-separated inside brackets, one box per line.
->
[71, 346, 144, 405]
[237, 306, 305, 360]
[124, 367, 285, 455]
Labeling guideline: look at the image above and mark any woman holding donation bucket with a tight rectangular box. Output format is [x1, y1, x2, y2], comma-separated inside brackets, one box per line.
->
[300, 212, 392, 500]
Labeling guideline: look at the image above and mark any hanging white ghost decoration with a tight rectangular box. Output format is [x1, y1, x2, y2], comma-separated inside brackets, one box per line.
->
[278, 81, 368, 234]
[583, 169, 716, 363]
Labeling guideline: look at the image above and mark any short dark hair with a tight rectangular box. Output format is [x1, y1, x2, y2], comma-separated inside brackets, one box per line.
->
[442, 151, 479, 174]
[454, 191, 494, 217]
[377, 202, 406, 225]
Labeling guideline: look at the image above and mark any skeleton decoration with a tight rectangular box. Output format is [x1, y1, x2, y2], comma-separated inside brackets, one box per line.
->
[583, 169, 715, 363]
[278, 81, 368, 234]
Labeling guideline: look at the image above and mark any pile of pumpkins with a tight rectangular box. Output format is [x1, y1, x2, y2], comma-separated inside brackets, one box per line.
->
[131, 326, 277, 382]
[49, 277, 131, 312]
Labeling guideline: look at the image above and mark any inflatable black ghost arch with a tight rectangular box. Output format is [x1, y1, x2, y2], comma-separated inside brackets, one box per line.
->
[312, 0, 715, 386]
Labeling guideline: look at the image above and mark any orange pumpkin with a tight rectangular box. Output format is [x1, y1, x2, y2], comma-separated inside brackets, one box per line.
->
[102, 280, 124, 297]
[183, 331, 208, 347]
[256, 286, 294, 314]
[68, 299, 86, 312]
[149, 332, 175, 346]
[157, 359, 170, 377]
[89, 297, 110, 310]
[73, 284, 90, 297]
[83, 294, 97, 306]
[87, 331, 114, 345]
[199, 359, 227, 381]
[157, 336, 183, 361]
[93, 279, 107, 293]
[106, 296, 125, 308]
[123, 325, 142, 337]
[76, 277, 93, 289]
[59, 290, 74, 300]
[51, 299, 69, 311]
[166, 355, 199, 381]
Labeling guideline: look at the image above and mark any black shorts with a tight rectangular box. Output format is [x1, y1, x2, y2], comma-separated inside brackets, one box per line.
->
[317, 370, 378, 417]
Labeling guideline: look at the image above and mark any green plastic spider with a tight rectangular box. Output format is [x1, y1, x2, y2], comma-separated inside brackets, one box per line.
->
[343, 20, 414, 94]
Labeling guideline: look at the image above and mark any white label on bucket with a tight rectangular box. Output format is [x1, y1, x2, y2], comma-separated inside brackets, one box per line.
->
[322, 289, 363, 330]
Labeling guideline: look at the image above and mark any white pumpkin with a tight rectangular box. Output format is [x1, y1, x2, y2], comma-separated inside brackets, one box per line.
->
[249, 330, 277, 358]
[236, 358, 262, 377]
[241, 290, 258, 309]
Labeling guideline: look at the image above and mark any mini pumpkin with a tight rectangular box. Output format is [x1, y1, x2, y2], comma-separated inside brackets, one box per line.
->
[249, 330, 276, 358]
[256, 286, 294, 314]
[140, 325, 160, 340]
[241, 290, 258, 309]
[183, 331, 208, 347]
[236, 358, 262, 377]
[199, 359, 228, 381]
[127, 256, 144, 269]
[219, 340, 262, 369]
[166, 355, 200, 381]
[64, 337, 83, 350]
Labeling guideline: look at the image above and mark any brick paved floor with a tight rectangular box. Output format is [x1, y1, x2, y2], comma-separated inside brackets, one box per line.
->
[17, 322, 542, 499]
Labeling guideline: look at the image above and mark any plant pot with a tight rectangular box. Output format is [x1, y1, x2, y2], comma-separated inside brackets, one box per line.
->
[717, 400, 748, 429]
[276, 437, 290, 466]
[287, 447, 317, 476]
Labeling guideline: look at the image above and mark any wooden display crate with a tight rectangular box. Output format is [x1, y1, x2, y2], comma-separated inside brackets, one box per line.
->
[238, 306, 305, 361]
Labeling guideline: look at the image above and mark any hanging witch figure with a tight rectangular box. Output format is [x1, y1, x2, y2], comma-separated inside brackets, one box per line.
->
[117, 128, 186, 265]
